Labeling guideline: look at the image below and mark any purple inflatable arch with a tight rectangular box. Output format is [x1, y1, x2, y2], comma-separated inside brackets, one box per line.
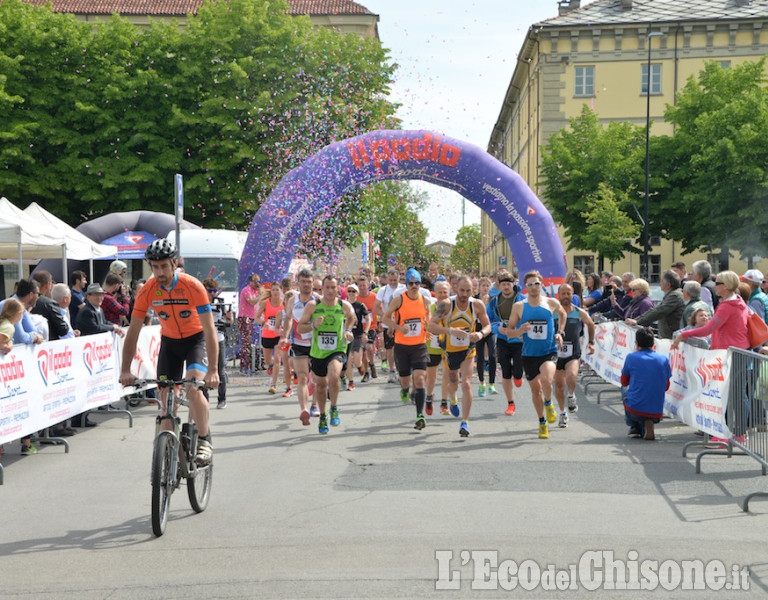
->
[239, 130, 566, 287]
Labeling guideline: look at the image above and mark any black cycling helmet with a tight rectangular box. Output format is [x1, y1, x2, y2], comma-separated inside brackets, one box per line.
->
[145, 239, 177, 261]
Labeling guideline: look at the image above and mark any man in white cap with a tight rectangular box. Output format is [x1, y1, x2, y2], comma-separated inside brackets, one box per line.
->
[741, 269, 768, 323]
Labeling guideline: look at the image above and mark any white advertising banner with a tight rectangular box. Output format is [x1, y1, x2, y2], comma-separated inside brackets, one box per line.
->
[0, 326, 161, 445]
[583, 322, 731, 438]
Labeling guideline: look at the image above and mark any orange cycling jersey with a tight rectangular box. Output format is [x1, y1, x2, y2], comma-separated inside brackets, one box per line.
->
[132, 272, 212, 339]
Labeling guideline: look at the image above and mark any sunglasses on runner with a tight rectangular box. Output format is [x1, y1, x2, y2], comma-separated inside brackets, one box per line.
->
[525, 281, 542, 288]
[407, 281, 421, 286]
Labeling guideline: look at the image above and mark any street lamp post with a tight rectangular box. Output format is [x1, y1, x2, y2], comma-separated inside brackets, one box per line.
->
[644, 31, 663, 281]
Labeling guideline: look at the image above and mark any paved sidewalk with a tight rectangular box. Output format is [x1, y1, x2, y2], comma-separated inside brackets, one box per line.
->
[1, 366, 766, 598]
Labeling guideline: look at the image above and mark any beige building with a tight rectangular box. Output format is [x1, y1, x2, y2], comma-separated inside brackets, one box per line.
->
[482, 0, 768, 282]
[23, 0, 380, 38]
[425, 240, 454, 267]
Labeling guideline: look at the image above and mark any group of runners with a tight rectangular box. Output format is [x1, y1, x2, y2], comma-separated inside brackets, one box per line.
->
[268, 265, 597, 440]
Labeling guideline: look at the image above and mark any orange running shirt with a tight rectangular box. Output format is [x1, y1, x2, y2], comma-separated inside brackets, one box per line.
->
[393, 292, 429, 346]
[132, 272, 212, 339]
[358, 292, 378, 329]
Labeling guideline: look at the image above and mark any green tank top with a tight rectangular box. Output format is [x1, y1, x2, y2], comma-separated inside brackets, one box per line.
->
[310, 300, 347, 359]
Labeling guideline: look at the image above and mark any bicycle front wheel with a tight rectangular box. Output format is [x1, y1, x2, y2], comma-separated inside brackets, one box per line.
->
[188, 462, 213, 513]
[151, 431, 177, 537]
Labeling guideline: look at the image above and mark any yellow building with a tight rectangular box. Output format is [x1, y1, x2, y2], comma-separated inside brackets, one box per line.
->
[482, 0, 768, 282]
[23, 0, 380, 39]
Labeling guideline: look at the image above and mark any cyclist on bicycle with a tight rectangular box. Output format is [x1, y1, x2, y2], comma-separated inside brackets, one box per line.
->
[119, 239, 220, 464]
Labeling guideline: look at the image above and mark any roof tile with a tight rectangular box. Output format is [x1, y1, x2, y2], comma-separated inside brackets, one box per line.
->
[22, 0, 376, 17]
[541, 0, 768, 27]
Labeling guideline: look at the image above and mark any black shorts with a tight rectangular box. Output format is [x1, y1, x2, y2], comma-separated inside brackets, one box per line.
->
[556, 354, 581, 371]
[522, 353, 558, 381]
[496, 339, 523, 381]
[428, 352, 443, 368]
[290, 344, 311, 358]
[310, 352, 346, 378]
[443, 348, 476, 371]
[366, 330, 378, 345]
[262, 336, 280, 350]
[393, 343, 428, 377]
[351, 334, 365, 352]
[157, 332, 208, 380]
[383, 329, 396, 349]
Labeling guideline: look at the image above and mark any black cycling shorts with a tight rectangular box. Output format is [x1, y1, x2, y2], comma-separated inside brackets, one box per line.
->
[157, 332, 208, 380]
[393, 343, 428, 377]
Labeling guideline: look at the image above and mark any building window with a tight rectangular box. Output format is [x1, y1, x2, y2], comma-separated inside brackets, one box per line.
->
[575, 66, 595, 97]
[649, 255, 661, 283]
[641, 63, 662, 94]
[573, 255, 594, 275]
[649, 235, 661, 247]
[720, 61, 731, 68]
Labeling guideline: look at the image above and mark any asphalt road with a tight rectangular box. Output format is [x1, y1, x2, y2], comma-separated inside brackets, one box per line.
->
[1, 365, 767, 599]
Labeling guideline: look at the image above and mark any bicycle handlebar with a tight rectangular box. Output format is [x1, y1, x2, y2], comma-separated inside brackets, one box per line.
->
[134, 378, 206, 389]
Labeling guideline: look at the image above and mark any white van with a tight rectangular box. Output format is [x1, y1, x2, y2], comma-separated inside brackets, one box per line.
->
[166, 229, 248, 315]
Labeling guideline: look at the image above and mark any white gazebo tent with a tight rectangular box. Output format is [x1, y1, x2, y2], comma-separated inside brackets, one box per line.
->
[23, 201, 117, 281]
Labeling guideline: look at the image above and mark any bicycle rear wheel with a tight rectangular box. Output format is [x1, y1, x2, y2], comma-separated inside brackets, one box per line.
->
[188, 462, 213, 513]
[151, 431, 176, 536]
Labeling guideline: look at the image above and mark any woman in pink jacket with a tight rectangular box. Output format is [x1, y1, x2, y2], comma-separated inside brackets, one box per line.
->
[671, 270, 750, 442]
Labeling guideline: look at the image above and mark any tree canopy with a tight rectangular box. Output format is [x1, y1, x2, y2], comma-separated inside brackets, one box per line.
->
[539, 105, 646, 258]
[656, 58, 768, 261]
[0, 0, 401, 259]
[450, 223, 481, 273]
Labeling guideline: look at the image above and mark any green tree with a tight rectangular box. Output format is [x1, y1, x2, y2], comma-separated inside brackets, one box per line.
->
[450, 224, 481, 273]
[0, 0, 397, 238]
[656, 58, 768, 262]
[539, 106, 646, 253]
[580, 183, 641, 265]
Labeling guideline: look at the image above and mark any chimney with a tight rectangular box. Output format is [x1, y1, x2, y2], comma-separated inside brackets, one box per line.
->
[621, 0, 633, 9]
[558, 0, 581, 16]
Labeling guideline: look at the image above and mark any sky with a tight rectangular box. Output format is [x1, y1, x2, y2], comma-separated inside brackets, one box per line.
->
[360, 1, 560, 244]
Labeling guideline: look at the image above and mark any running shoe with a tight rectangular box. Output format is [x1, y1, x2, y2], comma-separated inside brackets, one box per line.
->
[267, 366, 273, 376]
[381, 359, 388, 370]
[558, 412, 569, 428]
[414, 415, 426, 430]
[319, 413, 329, 434]
[400, 388, 410, 403]
[478, 383, 486, 398]
[282, 387, 293, 398]
[268, 385, 277, 394]
[425, 399, 434, 416]
[299, 409, 310, 426]
[195, 439, 213, 465]
[361, 372, 370, 383]
[567, 394, 578, 414]
[310, 404, 320, 417]
[459, 421, 470, 437]
[292, 372, 298, 385]
[358, 366, 365, 376]
[440, 401, 450, 415]
[628, 425, 643, 438]
[347, 381, 356, 391]
[21, 442, 37, 455]
[489, 384, 498, 395]
[538, 422, 549, 439]
[330, 406, 340, 427]
[217, 399, 227, 409]
[545, 402, 557, 424]
[449, 400, 460, 418]
[505, 402, 516, 416]
[388, 372, 398, 384]
[514, 378, 523, 388]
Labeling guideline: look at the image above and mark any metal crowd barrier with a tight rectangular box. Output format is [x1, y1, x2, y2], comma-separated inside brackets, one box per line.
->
[685, 347, 768, 512]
